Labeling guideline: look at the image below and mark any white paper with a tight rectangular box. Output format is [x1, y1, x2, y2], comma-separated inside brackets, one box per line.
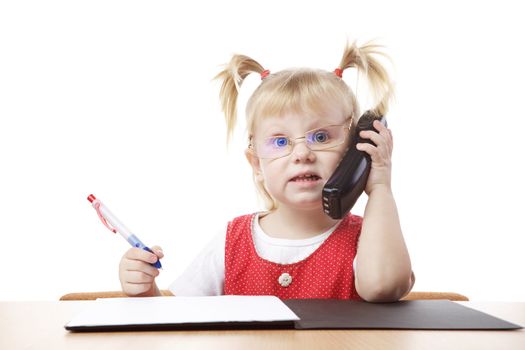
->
[66, 295, 300, 328]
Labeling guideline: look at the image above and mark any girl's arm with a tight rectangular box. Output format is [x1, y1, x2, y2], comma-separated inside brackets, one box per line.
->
[353, 120, 414, 302]
[355, 185, 414, 302]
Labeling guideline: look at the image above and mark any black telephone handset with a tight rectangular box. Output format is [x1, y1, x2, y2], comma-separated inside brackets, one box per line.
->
[322, 110, 387, 219]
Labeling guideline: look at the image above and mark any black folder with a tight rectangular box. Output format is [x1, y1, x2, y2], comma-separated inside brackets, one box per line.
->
[283, 299, 522, 330]
[65, 299, 522, 332]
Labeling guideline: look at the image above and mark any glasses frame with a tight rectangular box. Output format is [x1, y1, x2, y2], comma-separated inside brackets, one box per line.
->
[249, 117, 354, 160]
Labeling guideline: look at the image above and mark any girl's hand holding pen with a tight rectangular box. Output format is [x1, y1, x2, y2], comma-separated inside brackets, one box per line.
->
[86, 194, 165, 296]
[119, 245, 164, 297]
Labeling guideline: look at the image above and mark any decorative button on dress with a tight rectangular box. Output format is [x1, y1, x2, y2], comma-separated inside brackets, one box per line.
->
[224, 213, 363, 300]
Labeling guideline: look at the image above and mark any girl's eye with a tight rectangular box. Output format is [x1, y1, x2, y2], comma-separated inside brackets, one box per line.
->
[271, 137, 289, 148]
[312, 130, 329, 143]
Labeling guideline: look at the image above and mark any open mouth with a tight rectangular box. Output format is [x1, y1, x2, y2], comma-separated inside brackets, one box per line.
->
[290, 174, 322, 182]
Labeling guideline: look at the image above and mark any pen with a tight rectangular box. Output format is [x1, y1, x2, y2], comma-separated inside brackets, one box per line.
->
[87, 194, 162, 269]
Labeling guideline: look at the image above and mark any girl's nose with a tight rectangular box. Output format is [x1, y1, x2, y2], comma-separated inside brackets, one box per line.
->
[291, 141, 315, 163]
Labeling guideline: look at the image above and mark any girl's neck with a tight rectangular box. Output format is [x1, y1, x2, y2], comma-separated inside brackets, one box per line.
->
[259, 205, 340, 240]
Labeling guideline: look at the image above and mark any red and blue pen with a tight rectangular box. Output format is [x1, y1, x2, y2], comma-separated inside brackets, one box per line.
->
[87, 194, 162, 269]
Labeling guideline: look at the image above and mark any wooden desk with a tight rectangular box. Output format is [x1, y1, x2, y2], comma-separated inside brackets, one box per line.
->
[0, 301, 523, 350]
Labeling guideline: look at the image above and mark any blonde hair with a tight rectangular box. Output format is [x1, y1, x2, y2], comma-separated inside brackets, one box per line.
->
[215, 40, 394, 211]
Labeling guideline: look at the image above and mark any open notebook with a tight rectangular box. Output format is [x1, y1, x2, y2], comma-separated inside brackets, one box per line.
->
[65, 296, 522, 332]
[65, 296, 299, 331]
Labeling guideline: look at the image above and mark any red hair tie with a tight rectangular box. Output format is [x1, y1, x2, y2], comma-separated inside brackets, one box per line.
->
[334, 68, 343, 78]
[260, 69, 270, 80]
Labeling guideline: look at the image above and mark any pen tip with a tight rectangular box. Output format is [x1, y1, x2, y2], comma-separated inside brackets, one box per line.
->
[87, 194, 96, 203]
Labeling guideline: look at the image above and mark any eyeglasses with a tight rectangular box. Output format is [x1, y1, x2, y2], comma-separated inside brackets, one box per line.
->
[250, 123, 351, 159]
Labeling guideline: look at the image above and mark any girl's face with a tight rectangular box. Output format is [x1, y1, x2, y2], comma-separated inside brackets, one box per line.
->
[246, 104, 350, 211]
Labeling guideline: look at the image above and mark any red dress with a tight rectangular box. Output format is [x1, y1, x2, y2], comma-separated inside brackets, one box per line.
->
[224, 213, 363, 300]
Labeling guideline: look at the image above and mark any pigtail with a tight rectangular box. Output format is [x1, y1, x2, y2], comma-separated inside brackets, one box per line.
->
[215, 55, 266, 142]
[336, 40, 394, 116]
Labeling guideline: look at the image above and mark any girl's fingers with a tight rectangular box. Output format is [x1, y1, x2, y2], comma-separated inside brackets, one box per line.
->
[360, 126, 392, 146]
[123, 270, 157, 284]
[150, 245, 164, 259]
[359, 127, 393, 156]
[355, 143, 377, 158]
[356, 142, 391, 166]
[373, 119, 388, 132]
[123, 259, 160, 277]
[125, 247, 159, 264]
[360, 130, 384, 147]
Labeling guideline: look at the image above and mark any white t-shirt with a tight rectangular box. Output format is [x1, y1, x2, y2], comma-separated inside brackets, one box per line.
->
[169, 213, 352, 296]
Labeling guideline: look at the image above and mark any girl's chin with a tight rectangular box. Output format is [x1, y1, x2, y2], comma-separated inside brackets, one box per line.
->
[278, 197, 324, 211]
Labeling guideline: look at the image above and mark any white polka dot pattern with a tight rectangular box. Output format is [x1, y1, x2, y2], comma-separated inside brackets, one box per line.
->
[224, 213, 363, 300]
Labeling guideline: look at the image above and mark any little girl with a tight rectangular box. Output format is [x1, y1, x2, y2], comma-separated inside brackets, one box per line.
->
[118, 40, 415, 302]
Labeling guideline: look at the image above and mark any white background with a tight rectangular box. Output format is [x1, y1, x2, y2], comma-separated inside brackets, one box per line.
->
[1, 0, 524, 301]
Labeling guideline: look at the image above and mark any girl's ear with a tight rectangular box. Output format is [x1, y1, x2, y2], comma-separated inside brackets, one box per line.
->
[245, 149, 264, 182]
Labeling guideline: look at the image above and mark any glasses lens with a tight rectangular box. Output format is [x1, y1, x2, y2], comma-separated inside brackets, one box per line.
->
[256, 136, 291, 159]
[306, 125, 346, 150]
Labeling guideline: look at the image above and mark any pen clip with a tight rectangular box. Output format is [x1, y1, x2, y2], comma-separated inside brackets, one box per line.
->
[94, 202, 117, 234]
